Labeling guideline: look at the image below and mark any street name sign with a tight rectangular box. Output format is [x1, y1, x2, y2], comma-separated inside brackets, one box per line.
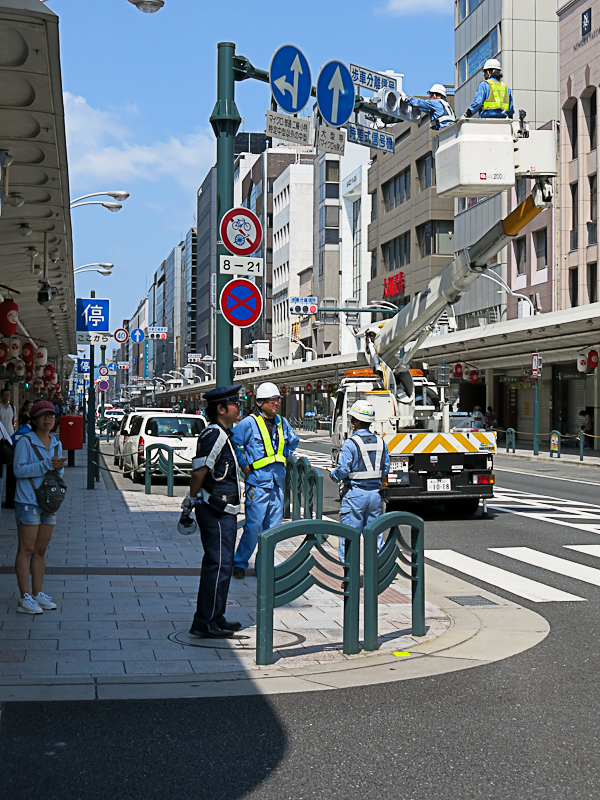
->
[148, 327, 167, 340]
[77, 358, 90, 375]
[220, 208, 262, 257]
[130, 327, 145, 344]
[76, 332, 111, 345]
[347, 121, 395, 154]
[98, 379, 109, 392]
[270, 44, 312, 114]
[98, 365, 109, 377]
[316, 123, 346, 154]
[316, 61, 355, 128]
[114, 328, 129, 344]
[220, 278, 263, 328]
[219, 255, 264, 277]
[266, 110, 311, 145]
[349, 64, 397, 92]
[76, 298, 110, 333]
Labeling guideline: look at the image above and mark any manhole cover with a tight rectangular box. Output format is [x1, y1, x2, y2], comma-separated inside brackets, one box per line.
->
[447, 595, 498, 606]
[168, 628, 306, 650]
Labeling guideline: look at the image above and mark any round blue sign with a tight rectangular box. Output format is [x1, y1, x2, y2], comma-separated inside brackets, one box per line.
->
[130, 328, 145, 344]
[316, 60, 355, 128]
[220, 279, 263, 329]
[270, 44, 312, 115]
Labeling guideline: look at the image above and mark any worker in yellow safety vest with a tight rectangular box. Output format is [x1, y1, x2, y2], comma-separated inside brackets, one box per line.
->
[231, 382, 299, 579]
[464, 58, 514, 120]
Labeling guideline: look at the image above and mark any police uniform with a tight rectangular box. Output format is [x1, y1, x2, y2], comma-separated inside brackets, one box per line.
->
[190, 385, 242, 635]
[331, 427, 390, 561]
[465, 78, 514, 119]
[232, 410, 299, 571]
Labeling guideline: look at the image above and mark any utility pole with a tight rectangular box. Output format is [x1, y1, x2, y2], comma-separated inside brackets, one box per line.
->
[86, 290, 96, 490]
[533, 350, 539, 457]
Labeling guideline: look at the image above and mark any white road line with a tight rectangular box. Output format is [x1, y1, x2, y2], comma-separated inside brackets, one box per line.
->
[564, 545, 600, 558]
[491, 546, 600, 588]
[495, 466, 600, 487]
[425, 550, 584, 603]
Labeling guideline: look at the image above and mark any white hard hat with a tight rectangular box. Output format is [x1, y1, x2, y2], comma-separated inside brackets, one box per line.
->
[349, 400, 376, 423]
[256, 381, 281, 400]
[429, 84, 447, 97]
[177, 510, 197, 536]
[483, 58, 502, 71]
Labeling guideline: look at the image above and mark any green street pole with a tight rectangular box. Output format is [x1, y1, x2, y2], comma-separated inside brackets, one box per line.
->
[87, 349, 96, 488]
[211, 42, 241, 387]
[533, 352, 539, 456]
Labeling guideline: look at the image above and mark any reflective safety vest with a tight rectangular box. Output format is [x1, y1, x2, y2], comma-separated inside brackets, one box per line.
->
[483, 80, 510, 112]
[348, 434, 384, 481]
[432, 99, 455, 130]
[251, 414, 286, 470]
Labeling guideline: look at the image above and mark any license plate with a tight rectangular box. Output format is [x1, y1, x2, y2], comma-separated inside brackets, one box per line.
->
[427, 479, 451, 492]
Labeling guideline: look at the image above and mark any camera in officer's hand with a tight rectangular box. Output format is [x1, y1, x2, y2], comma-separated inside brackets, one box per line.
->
[37, 282, 59, 306]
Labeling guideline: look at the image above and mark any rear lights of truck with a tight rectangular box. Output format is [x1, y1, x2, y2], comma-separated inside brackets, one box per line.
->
[472, 473, 494, 485]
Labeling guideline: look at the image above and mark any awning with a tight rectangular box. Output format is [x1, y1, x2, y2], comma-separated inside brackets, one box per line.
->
[0, 0, 74, 356]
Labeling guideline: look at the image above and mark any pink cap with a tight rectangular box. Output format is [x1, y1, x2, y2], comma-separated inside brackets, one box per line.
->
[30, 400, 56, 418]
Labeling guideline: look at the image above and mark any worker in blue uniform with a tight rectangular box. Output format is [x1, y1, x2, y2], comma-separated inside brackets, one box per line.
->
[231, 381, 299, 579]
[330, 401, 390, 561]
[464, 58, 514, 119]
[403, 84, 456, 131]
[184, 384, 243, 639]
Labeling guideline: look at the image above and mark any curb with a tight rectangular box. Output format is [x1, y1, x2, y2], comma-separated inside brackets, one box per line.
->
[0, 565, 549, 702]
[497, 451, 600, 470]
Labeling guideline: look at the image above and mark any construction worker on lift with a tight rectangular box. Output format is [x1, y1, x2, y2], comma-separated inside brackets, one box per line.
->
[464, 58, 514, 120]
[330, 401, 390, 562]
[231, 381, 299, 579]
[403, 84, 456, 131]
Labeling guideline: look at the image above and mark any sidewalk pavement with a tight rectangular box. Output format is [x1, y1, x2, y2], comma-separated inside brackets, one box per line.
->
[498, 447, 600, 467]
[0, 446, 548, 701]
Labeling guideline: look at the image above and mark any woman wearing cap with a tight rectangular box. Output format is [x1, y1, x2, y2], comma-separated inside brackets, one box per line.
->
[13, 400, 66, 614]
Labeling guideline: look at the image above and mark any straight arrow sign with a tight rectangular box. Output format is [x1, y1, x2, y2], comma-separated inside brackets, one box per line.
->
[328, 66, 344, 125]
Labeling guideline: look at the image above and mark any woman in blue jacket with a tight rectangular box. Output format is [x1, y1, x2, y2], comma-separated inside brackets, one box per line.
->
[13, 400, 65, 614]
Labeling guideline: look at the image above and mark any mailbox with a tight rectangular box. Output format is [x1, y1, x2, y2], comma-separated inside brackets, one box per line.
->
[59, 415, 83, 451]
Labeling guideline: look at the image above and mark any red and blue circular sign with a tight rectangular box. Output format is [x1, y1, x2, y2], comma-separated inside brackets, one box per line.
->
[98, 379, 109, 392]
[220, 279, 263, 328]
[220, 208, 262, 257]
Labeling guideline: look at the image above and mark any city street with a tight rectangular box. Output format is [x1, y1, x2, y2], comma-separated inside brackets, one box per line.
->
[2, 438, 600, 799]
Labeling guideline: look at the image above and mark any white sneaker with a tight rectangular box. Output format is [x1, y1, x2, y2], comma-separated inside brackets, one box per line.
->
[32, 592, 57, 610]
[17, 594, 43, 614]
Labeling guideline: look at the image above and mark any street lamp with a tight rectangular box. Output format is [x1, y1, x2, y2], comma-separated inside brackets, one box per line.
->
[275, 334, 318, 361]
[188, 364, 212, 381]
[128, 0, 164, 11]
[74, 263, 114, 276]
[70, 191, 129, 213]
[480, 271, 536, 316]
[74, 268, 113, 276]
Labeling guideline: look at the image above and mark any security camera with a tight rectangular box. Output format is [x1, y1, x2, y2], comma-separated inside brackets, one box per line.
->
[37, 282, 59, 306]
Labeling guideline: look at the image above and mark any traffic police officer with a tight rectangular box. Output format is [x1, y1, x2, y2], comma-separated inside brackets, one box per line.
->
[330, 401, 390, 561]
[403, 84, 456, 131]
[231, 381, 299, 578]
[464, 58, 514, 120]
[184, 384, 243, 638]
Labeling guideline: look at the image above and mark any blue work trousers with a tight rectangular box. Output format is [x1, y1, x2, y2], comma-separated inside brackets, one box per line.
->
[338, 485, 384, 561]
[234, 482, 284, 570]
[192, 504, 237, 630]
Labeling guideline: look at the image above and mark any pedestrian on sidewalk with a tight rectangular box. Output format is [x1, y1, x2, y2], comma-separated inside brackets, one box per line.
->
[185, 385, 243, 639]
[231, 382, 299, 579]
[484, 406, 496, 431]
[1, 387, 17, 510]
[580, 410, 593, 449]
[330, 401, 390, 561]
[472, 406, 485, 430]
[19, 400, 33, 427]
[13, 400, 66, 615]
[0, 419, 12, 526]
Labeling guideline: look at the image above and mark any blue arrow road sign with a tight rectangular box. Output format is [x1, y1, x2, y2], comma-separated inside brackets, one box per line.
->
[270, 45, 312, 115]
[76, 298, 110, 333]
[78, 358, 91, 374]
[108, 362, 117, 373]
[316, 60, 355, 128]
[130, 328, 145, 344]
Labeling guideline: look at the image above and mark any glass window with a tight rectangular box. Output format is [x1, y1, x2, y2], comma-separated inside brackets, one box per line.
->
[571, 183, 579, 230]
[590, 92, 597, 151]
[352, 199, 362, 298]
[129, 416, 143, 435]
[458, 57, 467, 87]
[462, 27, 500, 84]
[590, 174, 597, 220]
[436, 220, 455, 255]
[571, 104, 579, 160]
[325, 160, 340, 182]
[457, 0, 467, 23]
[588, 262, 597, 303]
[325, 183, 339, 199]
[371, 191, 377, 221]
[515, 236, 526, 275]
[325, 229, 339, 245]
[534, 229, 547, 270]
[516, 178, 527, 204]
[417, 154, 434, 191]
[371, 250, 377, 279]
[470, 0, 484, 10]
[145, 417, 205, 437]
[569, 267, 579, 307]
[417, 222, 433, 258]
[325, 206, 339, 227]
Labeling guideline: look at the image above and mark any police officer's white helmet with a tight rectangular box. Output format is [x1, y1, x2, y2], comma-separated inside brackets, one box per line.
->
[483, 58, 502, 72]
[349, 400, 376, 423]
[177, 511, 197, 536]
[429, 84, 447, 97]
[256, 382, 281, 400]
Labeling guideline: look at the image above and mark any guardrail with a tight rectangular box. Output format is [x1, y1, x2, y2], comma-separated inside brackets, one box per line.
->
[144, 443, 175, 496]
[284, 454, 323, 520]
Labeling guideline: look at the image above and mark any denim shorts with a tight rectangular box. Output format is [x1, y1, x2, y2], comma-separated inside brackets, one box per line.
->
[14, 502, 57, 527]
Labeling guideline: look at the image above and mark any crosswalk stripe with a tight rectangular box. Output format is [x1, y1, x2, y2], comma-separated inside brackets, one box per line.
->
[426, 549, 585, 603]
[564, 544, 600, 558]
[294, 449, 331, 470]
[491, 547, 600, 588]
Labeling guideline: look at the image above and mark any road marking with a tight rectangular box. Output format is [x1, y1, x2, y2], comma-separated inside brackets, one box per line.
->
[564, 544, 600, 558]
[426, 550, 584, 602]
[489, 487, 600, 535]
[492, 546, 600, 588]
[294, 448, 332, 470]
[495, 466, 600, 487]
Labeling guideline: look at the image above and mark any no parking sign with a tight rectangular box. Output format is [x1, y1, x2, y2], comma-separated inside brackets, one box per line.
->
[220, 279, 263, 328]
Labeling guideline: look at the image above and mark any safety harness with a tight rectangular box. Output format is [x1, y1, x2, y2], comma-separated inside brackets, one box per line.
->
[431, 99, 455, 130]
[483, 80, 510, 112]
[348, 433, 384, 481]
[193, 424, 242, 515]
[250, 414, 286, 470]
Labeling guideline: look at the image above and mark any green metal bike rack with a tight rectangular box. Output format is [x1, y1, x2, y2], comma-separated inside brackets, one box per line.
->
[256, 519, 361, 665]
[144, 443, 175, 497]
[284, 455, 323, 521]
[362, 511, 425, 651]
[506, 427, 516, 453]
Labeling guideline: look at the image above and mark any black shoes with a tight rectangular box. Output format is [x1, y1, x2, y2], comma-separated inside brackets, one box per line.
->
[216, 619, 242, 632]
[189, 624, 233, 639]
[232, 567, 245, 579]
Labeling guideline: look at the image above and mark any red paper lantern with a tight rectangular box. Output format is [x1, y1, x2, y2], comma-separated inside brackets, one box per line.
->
[33, 381, 41, 392]
[55, 381, 61, 392]
[317, 379, 322, 390]
[577, 353, 588, 373]
[454, 364, 463, 378]
[25, 367, 33, 381]
[280, 386, 287, 395]
[21, 342, 34, 363]
[0, 342, 7, 364]
[248, 390, 254, 399]
[470, 370, 479, 384]
[589, 350, 599, 370]
[35, 347, 47, 366]
[306, 383, 312, 392]
[43, 365, 54, 381]
[0, 300, 19, 337]
[327, 384, 333, 394]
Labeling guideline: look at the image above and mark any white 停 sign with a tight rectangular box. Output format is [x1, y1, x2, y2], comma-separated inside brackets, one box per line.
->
[266, 110, 311, 145]
[76, 332, 111, 345]
[315, 123, 346, 154]
[219, 255, 264, 277]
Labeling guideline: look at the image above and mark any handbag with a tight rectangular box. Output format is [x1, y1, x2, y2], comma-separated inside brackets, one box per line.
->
[0, 438, 14, 466]
[28, 442, 67, 514]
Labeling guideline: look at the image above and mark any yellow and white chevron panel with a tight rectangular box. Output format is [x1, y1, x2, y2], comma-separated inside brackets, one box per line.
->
[383, 431, 496, 455]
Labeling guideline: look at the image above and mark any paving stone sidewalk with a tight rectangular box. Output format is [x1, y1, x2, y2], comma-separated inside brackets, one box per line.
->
[0, 449, 449, 681]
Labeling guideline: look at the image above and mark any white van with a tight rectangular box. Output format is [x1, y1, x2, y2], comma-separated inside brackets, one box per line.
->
[122, 413, 206, 483]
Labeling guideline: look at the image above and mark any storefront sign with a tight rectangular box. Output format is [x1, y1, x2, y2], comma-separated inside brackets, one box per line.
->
[383, 272, 405, 298]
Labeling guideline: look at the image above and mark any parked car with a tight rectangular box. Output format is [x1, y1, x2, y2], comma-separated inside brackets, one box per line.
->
[113, 408, 172, 468]
[122, 413, 207, 483]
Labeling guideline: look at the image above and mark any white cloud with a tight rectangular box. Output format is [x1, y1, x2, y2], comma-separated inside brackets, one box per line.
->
[64, 92, 215, 192]
[378, 0, 453, 15]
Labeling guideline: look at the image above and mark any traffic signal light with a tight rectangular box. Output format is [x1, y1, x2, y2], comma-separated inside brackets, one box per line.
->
[344, 298, 361, 326]
[290, 297, 318, 315]
[375, 88, 422, 124]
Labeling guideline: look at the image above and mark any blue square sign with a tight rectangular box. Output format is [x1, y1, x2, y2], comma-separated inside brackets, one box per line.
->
[78, 358, 91, 374]
[76, 298, 110, 333]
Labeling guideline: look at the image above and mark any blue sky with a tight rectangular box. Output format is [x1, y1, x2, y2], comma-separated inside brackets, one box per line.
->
[48, 0, 454, 331]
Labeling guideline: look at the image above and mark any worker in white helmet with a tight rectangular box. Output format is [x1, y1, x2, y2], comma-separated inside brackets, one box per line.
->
[464, 58, 514, 120]
[231, 381, 299, 578]
[330, 401, 390, 562]
[402, 84, 456, 131]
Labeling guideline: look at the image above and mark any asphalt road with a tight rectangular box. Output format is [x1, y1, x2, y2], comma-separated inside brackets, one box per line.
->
[2, 442, 600, 799]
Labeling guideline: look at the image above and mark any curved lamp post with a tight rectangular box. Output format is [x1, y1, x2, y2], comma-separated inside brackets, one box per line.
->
[70, 192, 129, 213]
[128, 0, 164, 11]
